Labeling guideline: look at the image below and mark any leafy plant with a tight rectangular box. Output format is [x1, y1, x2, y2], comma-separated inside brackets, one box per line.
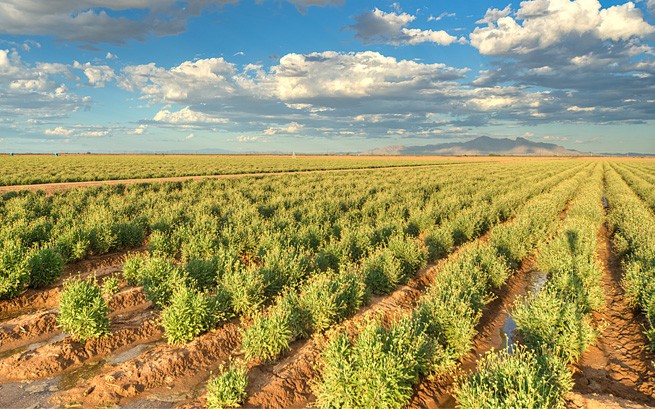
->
[0, 240, 30, 299]
[58, 277, 110, 342]
[206, 360, 249, 409]
[101, 276, 120, 299]
[28, 248, 64, 288]
[161, 284, 231, 344]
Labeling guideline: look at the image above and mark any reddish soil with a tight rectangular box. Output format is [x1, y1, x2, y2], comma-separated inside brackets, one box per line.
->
[0, 310, 161, 381]
[239, 228, 505, 409]
[52, 321, 241, 407]
[0, 309, 59, 354]
[570, 223, 655, 406]
[0, 249, 142, 320]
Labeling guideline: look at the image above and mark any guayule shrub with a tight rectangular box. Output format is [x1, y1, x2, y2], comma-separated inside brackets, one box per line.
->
[28, 248, 64, 288]
[315, 317, 431, 409]
[360, 248, 403, 295]
[300, 270, 366, 333]
[242, 292, 308, 361]
[185, 258, 219, 290]
[455, 346, 572, 409]
[206, 360, 248, 409]
[162, 285, 231, 345]
[124, 256, 188, 309]
[58, 278, 110, 342]
[101, 276, 120, 299]
[0, 240, 30, 299]
[222, 267, 265, 316]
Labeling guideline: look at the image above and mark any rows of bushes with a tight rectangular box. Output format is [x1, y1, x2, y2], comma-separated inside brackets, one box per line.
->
[455, 164, 605, 408]
[606, 165, 655, 348]
[2, 162, 551, 301]
[612, 163, 655, 212]
[312, 164, 592, 408]
[0, 155, 456, 186]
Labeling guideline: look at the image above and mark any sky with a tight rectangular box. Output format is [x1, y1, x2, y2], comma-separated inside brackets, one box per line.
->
[0, 0, 654, 154]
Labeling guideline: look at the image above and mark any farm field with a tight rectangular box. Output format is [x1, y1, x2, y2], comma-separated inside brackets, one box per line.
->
[0, 157, 654, 409]
[0, 154, 507, 188]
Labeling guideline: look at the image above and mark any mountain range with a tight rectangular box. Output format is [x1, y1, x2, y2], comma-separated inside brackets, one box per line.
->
[363, 136, 590, 156]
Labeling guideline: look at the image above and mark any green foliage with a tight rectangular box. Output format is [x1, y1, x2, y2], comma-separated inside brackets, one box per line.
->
[58, 277, 110, 342]
[222, 267, 266, 317]
[185, 258, 219, 290]
[360, 248, 403, 295]
[455, 346, 572, 409]
[206, 360, 249, 409]
[300, 270, 366, 333]
[242, 292, 308, 361]
[0, 240, 30, 299]
[101, 276, 120, 298]
[161, 284, 231, 345]
[315, 318, 431, 409]
[27, 248, 64, 288]
[512, 290, 596, 364]
[123, 256, 189, 309]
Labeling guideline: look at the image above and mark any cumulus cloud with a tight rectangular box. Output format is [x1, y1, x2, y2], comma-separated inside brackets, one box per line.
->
[264, 122, 304, 135]
[429, 12, 456, 22]
[270, 51, 468, 99]
[152, 106, 229, 125]
[129, 124, 148, 135]
[73, 61, 115, 87]
[471, 0, 654, 55]
[347, 8, 463, 46]
[45, 127, 74, 136]
[0, 49, 90, 127]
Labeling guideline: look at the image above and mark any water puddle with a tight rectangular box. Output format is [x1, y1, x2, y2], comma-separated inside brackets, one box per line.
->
[107, 339, 162, 365]
[26, 332, 68, 351]
[602, 195, 609, 209]
[0, 377, 61, 409]
[59, 360, 106, 391]
[498, 270, 548, 353]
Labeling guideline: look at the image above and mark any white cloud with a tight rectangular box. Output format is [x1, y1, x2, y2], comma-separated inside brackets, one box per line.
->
[237, 135, 263, 143]
[542, 135, 569, 141]
[45, 127, 74, 136]
[471, 0, 654, 55]
[73, 61, 115, 87]
[105, 52, 117, 59]
[129, 124, 148, 135]
[429, 12, 456, 22]
[185, 132, 194, 140]
[152, 106, 228, 125]
[79, 130, 109, 137]
[270, 51, 468, 99]
[348, 8, 462, 46]
[475, 5, 512, 25]
[264, 122, 303, 135]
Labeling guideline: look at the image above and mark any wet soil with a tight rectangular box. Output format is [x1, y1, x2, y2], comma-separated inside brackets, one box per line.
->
[570, 223, 655, 406]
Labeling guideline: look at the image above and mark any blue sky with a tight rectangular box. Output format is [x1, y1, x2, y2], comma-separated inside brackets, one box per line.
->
[0, 0, 654, 154]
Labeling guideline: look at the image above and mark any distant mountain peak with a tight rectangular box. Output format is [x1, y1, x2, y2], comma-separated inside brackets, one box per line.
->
[363, 136, 588, 156]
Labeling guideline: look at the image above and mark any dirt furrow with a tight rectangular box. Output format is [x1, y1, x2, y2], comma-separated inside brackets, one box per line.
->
[52, 321, 241, 407]
[0, 310, 161, 381]
[0, 286, 147, 358]
[570, 223, 655, 406]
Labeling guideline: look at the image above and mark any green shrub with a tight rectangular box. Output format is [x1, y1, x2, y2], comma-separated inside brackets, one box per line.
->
[455, 346, 572, 409]
[222, 267, 266, 316]
[0, 240, 30, 299]
[161, 285, 231, 344]
[423, 227, 453, 263]
[512, 290, 596, 364]
[132, 257, 188, 309]
[185, 258, 219, 290]
[315, 317, 430, 409]
[121, 255, 144, 285]
[242, 292, 308, 361]
[58, 277, 110, 342]
[206, 360, 249, 409]
[148, 230, 178, 258]
[300, 270, 366, 333]
[101, 276, 120, 298]
[387, 236, 427, 279]
[113, 222, 144, 249]
[28, 248, 64, 288]
[360, 248, 403, 295]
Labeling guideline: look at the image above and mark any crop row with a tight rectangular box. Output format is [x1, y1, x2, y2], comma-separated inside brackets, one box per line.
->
[311, 163, 592, 408]
[455, 163, 605, 408]
[0, 161, 577, 302]
[605, 164, 655, 348]
[611, 163, 655, 212]
[0, 155, 460, 186]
